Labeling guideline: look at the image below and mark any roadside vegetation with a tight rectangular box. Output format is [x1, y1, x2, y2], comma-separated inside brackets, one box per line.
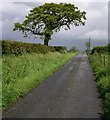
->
[2, 40, 79, 110]
[2, 2, 86, 112]
[89, 45, 110, 119]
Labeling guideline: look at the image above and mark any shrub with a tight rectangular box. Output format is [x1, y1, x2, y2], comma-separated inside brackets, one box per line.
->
[104, 93, 110, 119]
[69, 46, 78, 52]
[91, 44, 110, 54]
[2, 40, 56, 56]
[53, 46, 67, 53]
[89, 49, 110, 119]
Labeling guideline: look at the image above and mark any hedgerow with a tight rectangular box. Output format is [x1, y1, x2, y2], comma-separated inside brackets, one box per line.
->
[89, 45, 110, 119]
[91, 44, 110, 54]
[2, 40, 56, 55]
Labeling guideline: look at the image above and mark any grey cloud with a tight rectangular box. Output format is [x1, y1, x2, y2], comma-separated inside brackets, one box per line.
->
[2, 2, 31, 21]
[87, 2, 107, 11]
[13, 2, 44, 8]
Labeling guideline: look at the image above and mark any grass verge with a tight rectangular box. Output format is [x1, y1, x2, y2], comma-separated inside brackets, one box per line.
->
[89, 52, 110, 119]
[2, 51, 79, 110]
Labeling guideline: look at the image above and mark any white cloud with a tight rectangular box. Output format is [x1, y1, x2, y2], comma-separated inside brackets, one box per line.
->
[87, 9, 102, 19]
[2, 2, 31, 21]
[79, 29, 108, 40]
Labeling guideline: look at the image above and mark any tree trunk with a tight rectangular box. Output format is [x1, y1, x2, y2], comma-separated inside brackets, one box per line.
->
[44, 39, 49, 46]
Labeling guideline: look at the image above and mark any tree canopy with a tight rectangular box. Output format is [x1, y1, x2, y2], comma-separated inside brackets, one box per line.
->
[13, 3, 86, 46]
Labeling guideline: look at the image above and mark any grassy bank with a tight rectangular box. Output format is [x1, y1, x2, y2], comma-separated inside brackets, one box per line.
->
[0, 57, 2, 111]
[2, 51, 79, 110]
[89, 52, 110, 119]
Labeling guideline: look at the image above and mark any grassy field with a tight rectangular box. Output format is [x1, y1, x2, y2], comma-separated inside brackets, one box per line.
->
[0, 56, 2, 110]
[2, 51, 79, 110]
[89, 52, 110, 119]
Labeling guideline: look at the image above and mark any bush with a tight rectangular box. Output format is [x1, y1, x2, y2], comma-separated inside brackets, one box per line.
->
[53, 46, 67, 53]
[91, 44, 110, 54]
[89, 50, 110, 119]
[69, 46, 78, 52]
[2, 40, 56, 56]
[104, 93, 110, 119]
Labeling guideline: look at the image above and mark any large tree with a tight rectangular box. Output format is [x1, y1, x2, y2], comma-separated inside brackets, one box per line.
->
[13, 3, 86, 46]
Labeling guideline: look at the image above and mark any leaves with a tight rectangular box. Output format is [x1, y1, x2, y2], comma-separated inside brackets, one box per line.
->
[13, 3, 86, 45]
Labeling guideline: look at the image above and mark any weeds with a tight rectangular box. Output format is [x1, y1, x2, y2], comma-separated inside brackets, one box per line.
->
[89, 52, 110, 119]
[2, 52, 79, 110]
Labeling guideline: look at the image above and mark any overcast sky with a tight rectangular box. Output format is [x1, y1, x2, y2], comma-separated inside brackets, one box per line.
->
[0, 0, 109, 50]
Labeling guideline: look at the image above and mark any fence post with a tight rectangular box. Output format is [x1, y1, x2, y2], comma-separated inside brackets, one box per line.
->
[99, 53, 102, 64]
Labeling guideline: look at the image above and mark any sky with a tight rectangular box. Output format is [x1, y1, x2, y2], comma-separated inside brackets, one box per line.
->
[0, 0, 109, 50]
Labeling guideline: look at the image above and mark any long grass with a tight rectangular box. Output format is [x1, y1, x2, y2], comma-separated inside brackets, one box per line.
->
[2, 52, 79, 110]
[0, 57, 2, 111]
[89, 52, 110, 119]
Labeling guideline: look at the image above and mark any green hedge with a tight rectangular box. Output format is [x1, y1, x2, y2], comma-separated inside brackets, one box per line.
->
[53, 46, 67, 53]
[1, 40, 56, 55]
[1, 40, 67, 55]
[89, 52, 110, 119]
[91, 44, 110, 54]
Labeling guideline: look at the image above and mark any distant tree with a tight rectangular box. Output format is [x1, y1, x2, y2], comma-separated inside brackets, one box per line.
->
[70, 45, 78, 52]
[13, 3, 86, 46]
[85, 41, 90, 51]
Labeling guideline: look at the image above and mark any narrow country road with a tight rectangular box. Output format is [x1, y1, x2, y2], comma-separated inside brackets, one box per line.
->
[3, 53, 103, 118]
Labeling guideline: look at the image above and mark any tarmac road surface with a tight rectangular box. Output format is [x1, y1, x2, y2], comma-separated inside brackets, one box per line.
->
[3, 53, 103, 118]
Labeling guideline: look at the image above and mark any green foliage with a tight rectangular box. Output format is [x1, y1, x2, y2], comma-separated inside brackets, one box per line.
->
[54, 46, 67, 53]
[91, 44, 110, 54]
[69, 45, 78, 52]
[2, 40, 68, 55]
[13, 3, 86, 45]
[104, 93, 110, 119]
[2, 40, 56, 55]
[2, 52, 79, 110]
[85, 41, 90, 50]
[89, 47, 110, 119]
[0, 51, 1, 109]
